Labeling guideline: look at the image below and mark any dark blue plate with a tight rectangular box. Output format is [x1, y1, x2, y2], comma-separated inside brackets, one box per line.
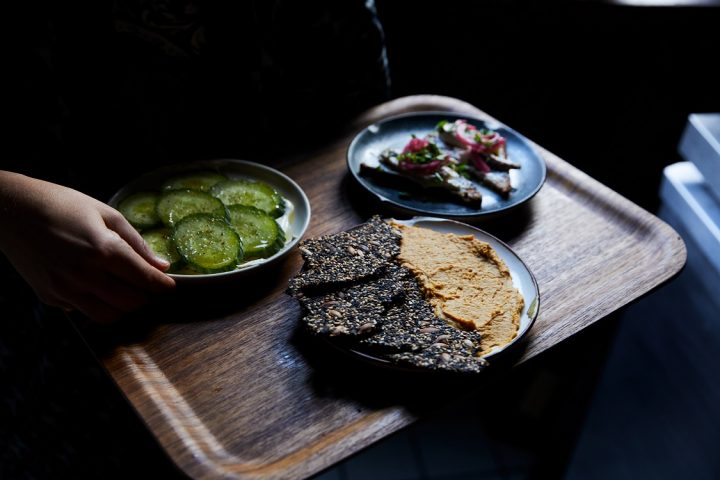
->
[347, 112, 546, 220]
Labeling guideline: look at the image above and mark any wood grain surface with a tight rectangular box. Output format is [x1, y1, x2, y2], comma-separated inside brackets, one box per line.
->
[86, 95, 686, 479]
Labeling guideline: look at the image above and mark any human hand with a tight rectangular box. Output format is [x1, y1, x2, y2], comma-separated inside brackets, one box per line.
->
[0, 171, 176, 323]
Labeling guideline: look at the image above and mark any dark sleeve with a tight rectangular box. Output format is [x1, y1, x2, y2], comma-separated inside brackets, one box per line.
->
[258, 0, 391, 123]
[192, 0, 392, 152]
[6, 43, 71, 186]
[5, 3, 109, 194]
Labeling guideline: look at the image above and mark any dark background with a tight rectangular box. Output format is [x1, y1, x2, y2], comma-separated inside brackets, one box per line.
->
[380, 0, 720, 212]
[2, 1, 719, 479]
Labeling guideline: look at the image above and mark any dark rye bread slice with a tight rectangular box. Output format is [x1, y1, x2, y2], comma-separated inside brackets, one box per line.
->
[288, 216, 401, 294]
[358, 277, 483, 355]
[298, 264, 408, 337]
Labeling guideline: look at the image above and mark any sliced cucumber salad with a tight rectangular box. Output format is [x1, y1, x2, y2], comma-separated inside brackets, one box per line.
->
[156, 189, 225, 227]
[116, 170, 291, 274]
[161, 171, 227, 192]
[118, 192, 160, 230]
[226, 205, 286, 259]
[174, 213, 243, 273]
[141, 228, 182, 268]
[211, 180, 286, 218]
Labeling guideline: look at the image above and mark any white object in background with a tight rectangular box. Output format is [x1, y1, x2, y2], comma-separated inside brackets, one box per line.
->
[679, 113, 720, 202]
[660, 162, 720, 277]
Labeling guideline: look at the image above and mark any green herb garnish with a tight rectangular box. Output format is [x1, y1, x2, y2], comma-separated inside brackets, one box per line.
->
[398, 142, 443, 165]
[452, 162, 472, 179]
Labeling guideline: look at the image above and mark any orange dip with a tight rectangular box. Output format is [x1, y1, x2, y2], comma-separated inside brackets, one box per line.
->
[394, 223, 524, 354]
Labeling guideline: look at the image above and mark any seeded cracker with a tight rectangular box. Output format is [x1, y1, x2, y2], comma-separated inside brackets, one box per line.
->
[358, 277, 483, 355]
[288, 216, 401, 293]
[386, 346, 489, 374]
[298, 264, 408, 337]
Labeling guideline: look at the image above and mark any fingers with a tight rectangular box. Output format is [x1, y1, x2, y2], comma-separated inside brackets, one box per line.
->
[105, 239, 177, 294]
[99, 212, 176, 294]
[69, 207, 175, 323]
[4, 185, 177, 325]
[103, 209, 170, 271]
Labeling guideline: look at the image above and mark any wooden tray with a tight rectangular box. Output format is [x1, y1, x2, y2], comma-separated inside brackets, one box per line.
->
[87, 96, 686, 479]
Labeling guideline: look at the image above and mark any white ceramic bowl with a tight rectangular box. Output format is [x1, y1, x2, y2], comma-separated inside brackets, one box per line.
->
[108, 159, 311, 285]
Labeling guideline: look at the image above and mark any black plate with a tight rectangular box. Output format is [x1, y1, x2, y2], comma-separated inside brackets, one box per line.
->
[347, 112, 546, 220]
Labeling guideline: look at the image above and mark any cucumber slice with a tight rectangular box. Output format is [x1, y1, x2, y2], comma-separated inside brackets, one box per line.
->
[141, 228, 182, 270]
[118, 192, 160, 230]
[160, 171, 228, 192]
[156, 189, 226, 227]
[173, 213, 243, 273]
[226, 205, 286, 259]
[210, 179, 286, 218]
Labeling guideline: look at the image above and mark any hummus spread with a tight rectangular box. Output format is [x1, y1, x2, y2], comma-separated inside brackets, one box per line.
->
[394, 223, 524, 355]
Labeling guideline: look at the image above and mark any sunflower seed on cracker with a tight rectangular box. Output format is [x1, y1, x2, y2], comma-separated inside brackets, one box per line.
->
[288, 216, 401, 293]
[386, 348, 489, 374]
[298, 264, 408, 337]
[358, 277, 483, 354]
